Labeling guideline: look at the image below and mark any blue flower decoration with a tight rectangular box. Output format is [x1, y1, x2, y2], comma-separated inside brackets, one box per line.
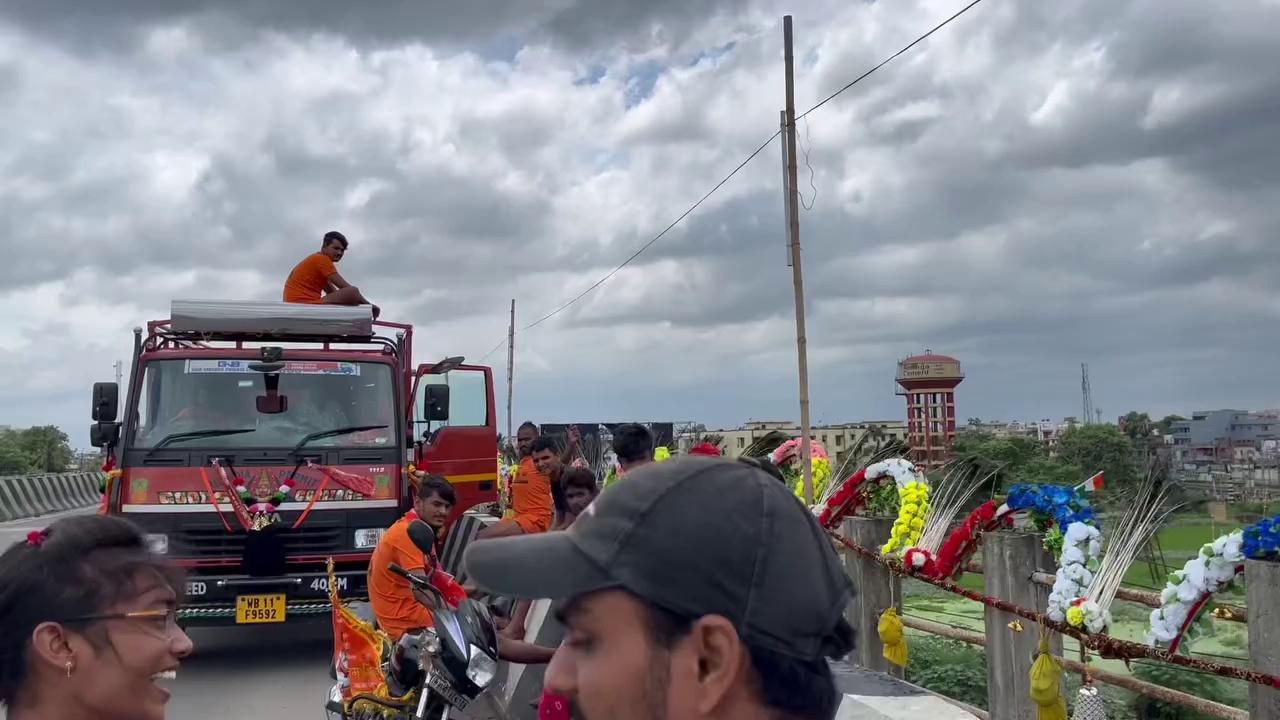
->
[1244, 515, 1280, 559]
[1005, 483, 1098, 532]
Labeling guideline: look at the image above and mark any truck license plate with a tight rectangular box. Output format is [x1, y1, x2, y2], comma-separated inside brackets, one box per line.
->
[427, 671, 470, 711]
[235, 594, 286, 624]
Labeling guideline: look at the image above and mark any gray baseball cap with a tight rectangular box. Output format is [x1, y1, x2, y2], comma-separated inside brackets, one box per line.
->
[464, 456, 855, 660]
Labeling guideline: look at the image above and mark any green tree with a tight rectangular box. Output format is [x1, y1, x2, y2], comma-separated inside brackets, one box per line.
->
[17, 426, 74, 473]
[0, 430, 33, 475]
[1055, 424, 1138, 489]
[1121, 411, 1154, 440]
[1156, 414, 1186, 435]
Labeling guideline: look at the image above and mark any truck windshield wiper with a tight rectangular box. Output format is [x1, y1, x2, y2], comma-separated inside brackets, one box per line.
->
[148, 428, 257, 453]
[292, 425, 389, 455]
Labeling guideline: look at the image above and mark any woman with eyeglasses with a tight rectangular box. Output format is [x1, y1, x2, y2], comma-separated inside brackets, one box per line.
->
[0, 515, 193, 720]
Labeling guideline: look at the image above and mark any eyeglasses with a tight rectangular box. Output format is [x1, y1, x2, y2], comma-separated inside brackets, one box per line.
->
[64, 608, 182, 636]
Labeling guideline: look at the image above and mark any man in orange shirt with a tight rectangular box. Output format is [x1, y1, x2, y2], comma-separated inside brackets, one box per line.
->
[368, 474, 556, 665]
[368, 475, 455, 640]
[478, 422, 579, 539]
[283, 231, 380, 318]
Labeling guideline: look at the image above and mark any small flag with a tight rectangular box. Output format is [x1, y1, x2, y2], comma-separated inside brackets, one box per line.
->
[1077, 472, 1104, 493]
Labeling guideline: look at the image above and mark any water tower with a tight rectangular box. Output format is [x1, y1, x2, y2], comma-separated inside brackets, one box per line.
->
[895, 351, 964, 470]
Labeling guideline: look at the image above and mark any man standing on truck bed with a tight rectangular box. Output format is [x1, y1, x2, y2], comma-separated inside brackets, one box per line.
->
[283, 230, 380, 318]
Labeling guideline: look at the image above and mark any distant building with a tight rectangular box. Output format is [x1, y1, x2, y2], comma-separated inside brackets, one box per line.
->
[715, 419, 908, 470]
[896, 351, 963, 470]
[1170, 410, 1280, 464]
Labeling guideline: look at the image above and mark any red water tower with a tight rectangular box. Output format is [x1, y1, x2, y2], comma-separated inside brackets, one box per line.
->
[896, 351, 964, 470]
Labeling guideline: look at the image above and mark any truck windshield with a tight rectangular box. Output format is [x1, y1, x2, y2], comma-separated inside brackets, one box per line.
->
[130, 359, 396, 449]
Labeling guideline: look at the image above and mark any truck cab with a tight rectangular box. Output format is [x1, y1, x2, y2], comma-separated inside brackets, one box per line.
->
[89, 300, 497, 626]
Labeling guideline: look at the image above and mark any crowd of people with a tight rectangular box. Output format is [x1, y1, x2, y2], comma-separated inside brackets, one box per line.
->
[0, 410, 853, 718]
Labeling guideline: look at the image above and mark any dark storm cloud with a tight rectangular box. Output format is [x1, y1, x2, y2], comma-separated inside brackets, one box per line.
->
[0, 0, 748, 54]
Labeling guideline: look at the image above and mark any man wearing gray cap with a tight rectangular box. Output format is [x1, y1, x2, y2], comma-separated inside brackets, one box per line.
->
[465, 456, 855, 720]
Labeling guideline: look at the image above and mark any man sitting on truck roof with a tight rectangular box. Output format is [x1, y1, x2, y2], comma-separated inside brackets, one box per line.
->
[283, 230, 380, 318]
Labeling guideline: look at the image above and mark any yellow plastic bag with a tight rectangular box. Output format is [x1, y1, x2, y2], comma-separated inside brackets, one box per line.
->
[1029, 635, 1067, 720]
[877, 607, 908, 668]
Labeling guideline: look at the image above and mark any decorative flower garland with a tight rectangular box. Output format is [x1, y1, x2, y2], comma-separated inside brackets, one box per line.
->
[98, 456, 121, 515]
[1147, 529, 1244, 652]
[770, 440, 832, 503]
[875, 459, 930, 557]
[933, 499, 1008, 579]
[816, 467, 874, 529]
[1244, 513, 1280, 560]
[1005, 484, 1105, 632]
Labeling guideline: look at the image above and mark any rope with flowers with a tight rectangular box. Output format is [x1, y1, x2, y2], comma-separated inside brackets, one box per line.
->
[1148, 513, 1279, 654]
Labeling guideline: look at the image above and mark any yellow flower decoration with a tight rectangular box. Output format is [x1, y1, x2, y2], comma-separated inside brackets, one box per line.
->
[789, 456, 833, 502]
[881, 479, 930, 556]
[1065, 606, 1085, 628]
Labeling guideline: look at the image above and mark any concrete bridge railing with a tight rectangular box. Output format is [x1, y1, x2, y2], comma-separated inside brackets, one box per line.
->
[0, 472, 103, 522]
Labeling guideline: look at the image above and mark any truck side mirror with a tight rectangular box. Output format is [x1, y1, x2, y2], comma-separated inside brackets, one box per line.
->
[90, 422, 121, 448]
[423, 384, 450, 422]
[92, 382, 119, 422]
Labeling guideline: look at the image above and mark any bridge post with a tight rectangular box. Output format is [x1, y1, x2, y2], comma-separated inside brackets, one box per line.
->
[1248, 558, 1280, 718]
[842, 516, 902, 677]
[983, 530, 1059, 720]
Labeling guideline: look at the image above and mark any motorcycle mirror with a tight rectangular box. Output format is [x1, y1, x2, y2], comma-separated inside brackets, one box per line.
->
[407, 520, 437, 555]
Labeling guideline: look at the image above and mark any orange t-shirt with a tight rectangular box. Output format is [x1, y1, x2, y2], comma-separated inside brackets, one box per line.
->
[367, 514, 432, 641]
[283, 252, 338, 304]
[510, 456, 553, 534]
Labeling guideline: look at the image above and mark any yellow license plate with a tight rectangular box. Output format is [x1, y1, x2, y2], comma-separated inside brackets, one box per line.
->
[235, 594, 286, 624]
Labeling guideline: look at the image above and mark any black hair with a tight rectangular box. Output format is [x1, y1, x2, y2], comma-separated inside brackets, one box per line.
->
[612, 423, 654, 464]
[0, 515, 184, 705]
[416, 474, 456, 505]
[561, 468, 598, 494]
[517, 421, 539, 435]
[322, 230, 349, 249]
[641, 600, 844, 720]
[530, 436, 559, 455]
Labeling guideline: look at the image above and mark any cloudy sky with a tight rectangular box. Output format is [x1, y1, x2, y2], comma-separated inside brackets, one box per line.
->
[2, 0, 1278, 447]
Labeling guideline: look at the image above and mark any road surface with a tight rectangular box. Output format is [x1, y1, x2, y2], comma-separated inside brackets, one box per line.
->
[1, 509, 333, 718]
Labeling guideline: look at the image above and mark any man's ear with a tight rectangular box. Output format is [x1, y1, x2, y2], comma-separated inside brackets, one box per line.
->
[686, 615, 748, 715]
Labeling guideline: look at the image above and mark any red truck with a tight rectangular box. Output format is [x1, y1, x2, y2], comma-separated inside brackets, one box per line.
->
[88, 300, 497, 626]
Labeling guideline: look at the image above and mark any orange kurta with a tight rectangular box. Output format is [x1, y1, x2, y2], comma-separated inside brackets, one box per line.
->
[367, 514, 432, 641]
[283, 252, 338, 304]
[510, 456, 553, 534]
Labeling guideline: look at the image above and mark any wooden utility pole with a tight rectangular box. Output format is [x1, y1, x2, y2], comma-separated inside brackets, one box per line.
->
[783, 15, 814, 505]
[506, 299, 515, 453]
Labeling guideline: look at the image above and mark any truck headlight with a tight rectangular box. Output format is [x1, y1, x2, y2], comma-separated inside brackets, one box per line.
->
[466, 645, 497, 688]
[145, 534, 169, 554]
[354, 528, 385, 549]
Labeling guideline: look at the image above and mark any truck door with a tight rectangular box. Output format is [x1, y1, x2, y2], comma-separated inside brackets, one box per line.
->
[409, 364, 498, 520]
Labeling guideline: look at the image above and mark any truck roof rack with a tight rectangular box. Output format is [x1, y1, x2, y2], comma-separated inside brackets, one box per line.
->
[168, 300, 375, 339]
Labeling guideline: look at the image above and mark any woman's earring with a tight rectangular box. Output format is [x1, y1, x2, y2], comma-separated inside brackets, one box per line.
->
[65, 659, 74, 678]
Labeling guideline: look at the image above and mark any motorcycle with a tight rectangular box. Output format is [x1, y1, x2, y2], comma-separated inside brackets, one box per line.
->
[325, 521, 500, 720]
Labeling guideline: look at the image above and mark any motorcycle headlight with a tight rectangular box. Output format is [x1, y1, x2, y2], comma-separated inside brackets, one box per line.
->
[466, 645, 497, 688]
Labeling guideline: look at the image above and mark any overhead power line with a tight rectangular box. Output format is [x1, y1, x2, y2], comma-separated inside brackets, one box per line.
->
[473, 0, 989, 359]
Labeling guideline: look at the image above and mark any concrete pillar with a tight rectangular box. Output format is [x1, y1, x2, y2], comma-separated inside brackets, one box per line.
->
[1248, 558, 1280, 718]
[983, 531, 1059, 720]
[842, 516, 902, 677]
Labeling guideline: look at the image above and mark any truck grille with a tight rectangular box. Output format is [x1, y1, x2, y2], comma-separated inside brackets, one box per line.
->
[173, 526, 345, 558]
